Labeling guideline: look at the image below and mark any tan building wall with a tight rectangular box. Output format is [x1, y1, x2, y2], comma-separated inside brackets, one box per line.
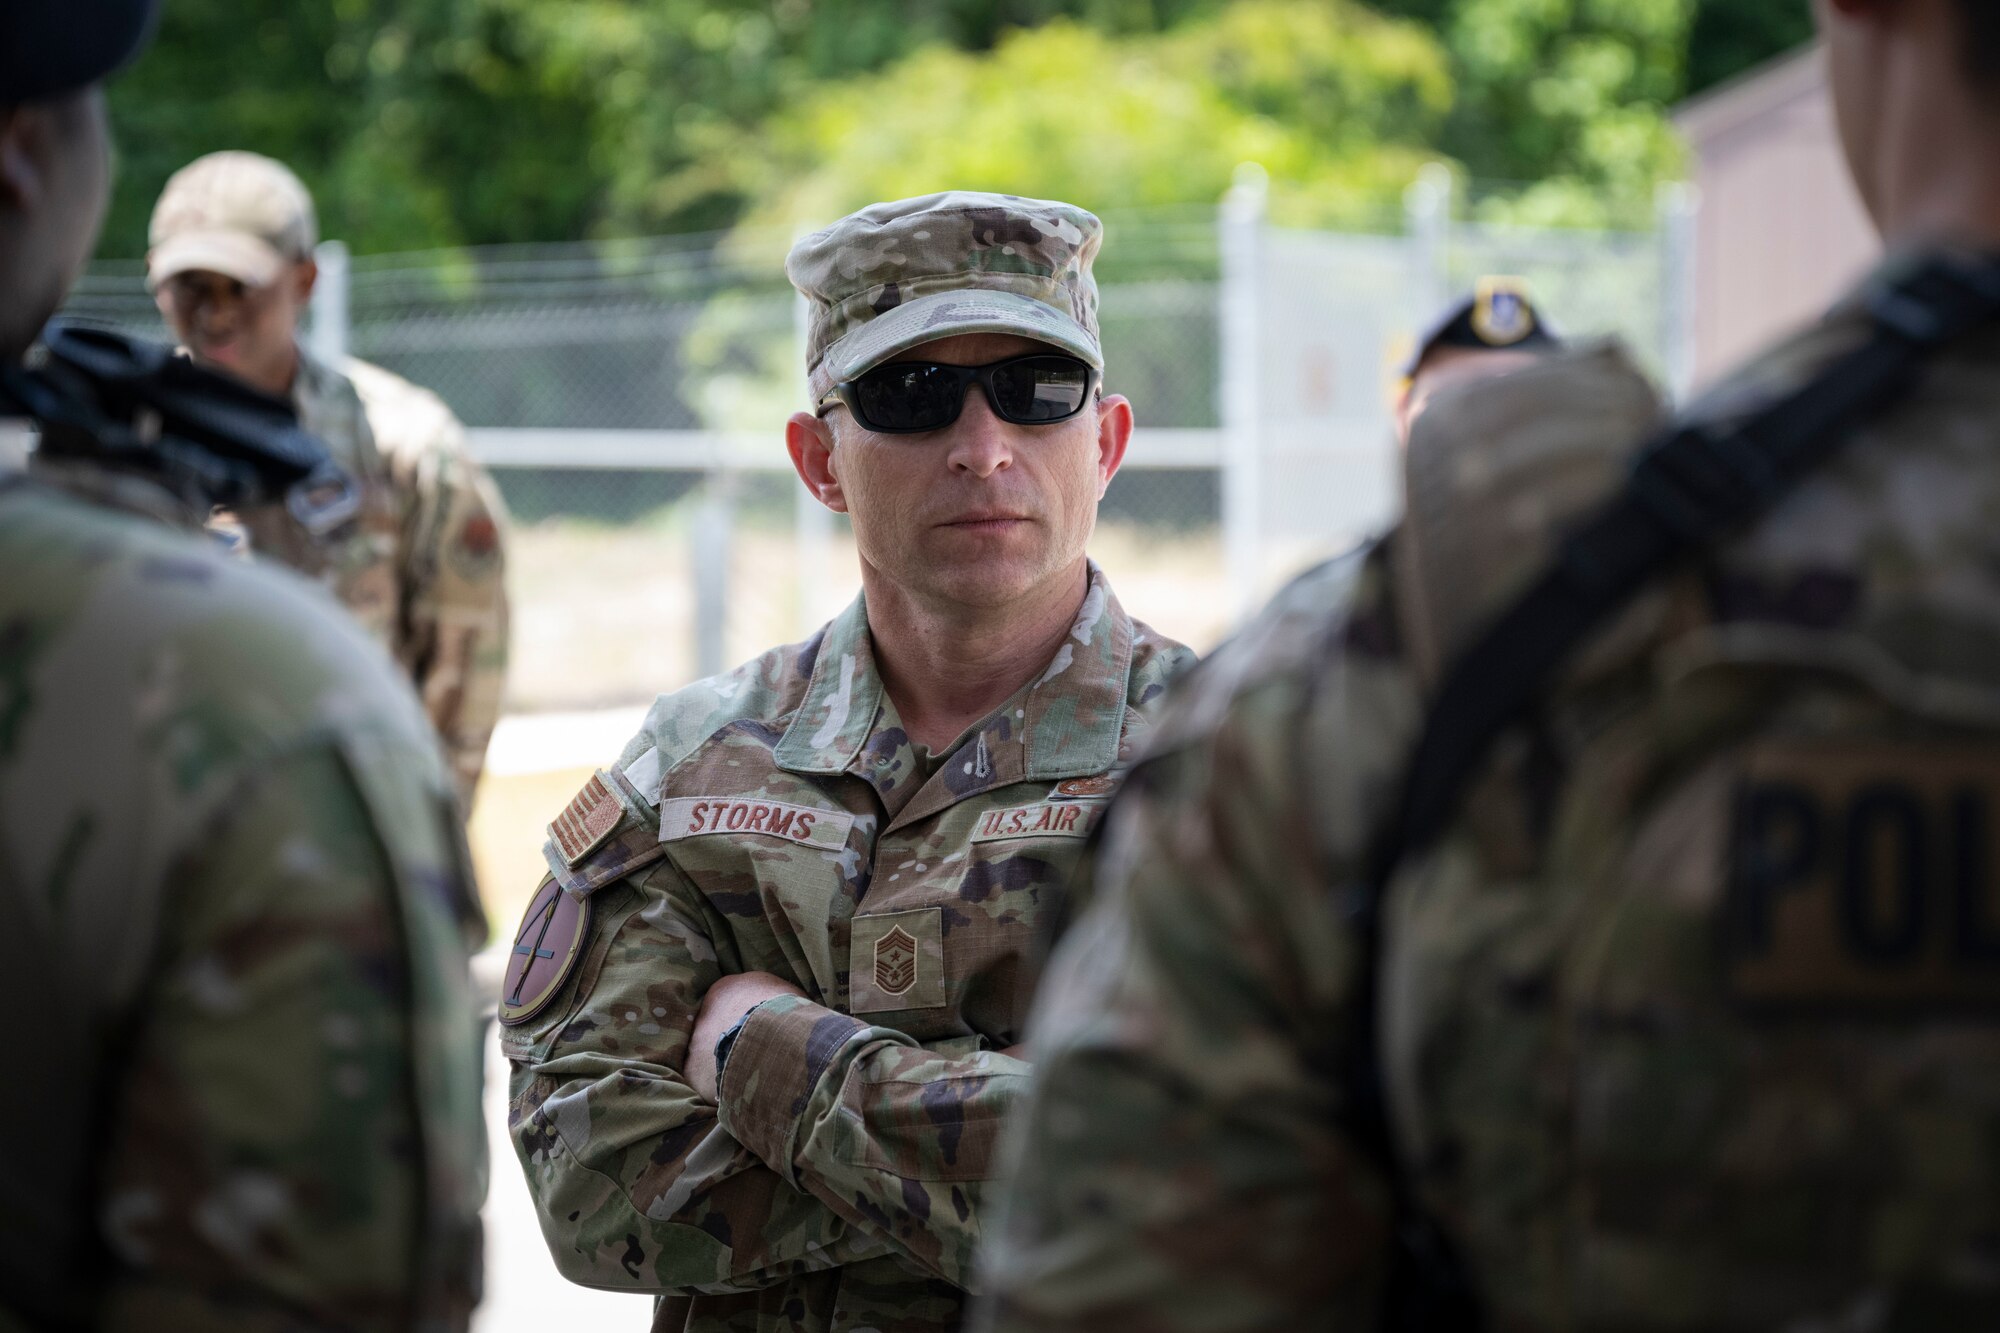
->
[1675, 47, 1879, 387]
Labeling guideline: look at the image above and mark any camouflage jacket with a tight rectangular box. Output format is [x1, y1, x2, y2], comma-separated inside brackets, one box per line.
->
[226, 348, 510, 808]
[0, 469, 486, 1330]
[502, 564, 1193, 1332]
[345, 357, 512, 807]
[978, 252, 2000, 1331]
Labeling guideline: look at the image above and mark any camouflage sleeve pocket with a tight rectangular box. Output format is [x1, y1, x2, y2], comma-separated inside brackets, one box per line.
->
[840, 1047, 1028, 1183]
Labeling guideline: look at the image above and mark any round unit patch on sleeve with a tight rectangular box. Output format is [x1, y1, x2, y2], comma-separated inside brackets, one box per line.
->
[498, 878, 593, 1027]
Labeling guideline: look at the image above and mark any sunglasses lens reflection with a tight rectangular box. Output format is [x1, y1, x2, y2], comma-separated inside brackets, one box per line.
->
[991, 357, 1091, 422]
[849, 355, 1093, 433]
[854, 363, 964, 431]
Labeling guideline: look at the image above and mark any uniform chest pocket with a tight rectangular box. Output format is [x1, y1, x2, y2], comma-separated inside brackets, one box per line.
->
[660, 795, 859, 976]
[953, 799, 1106, 905]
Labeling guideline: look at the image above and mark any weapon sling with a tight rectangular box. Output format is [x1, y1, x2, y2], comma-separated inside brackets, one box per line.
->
[1342, 252, 2000, 1331]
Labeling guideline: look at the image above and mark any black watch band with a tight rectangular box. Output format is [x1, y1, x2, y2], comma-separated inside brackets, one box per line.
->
[712, 1004, 763, 1086]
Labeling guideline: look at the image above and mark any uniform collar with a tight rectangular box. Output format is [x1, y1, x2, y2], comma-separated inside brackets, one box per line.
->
[774, 592, 885, 775]
[774, 562, 1136, 807]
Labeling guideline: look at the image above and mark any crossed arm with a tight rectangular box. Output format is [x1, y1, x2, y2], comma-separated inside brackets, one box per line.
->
[508, 860, 1030, 1294]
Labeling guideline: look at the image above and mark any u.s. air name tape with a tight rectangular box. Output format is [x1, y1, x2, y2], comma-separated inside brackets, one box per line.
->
[971, 800, 1105, 843]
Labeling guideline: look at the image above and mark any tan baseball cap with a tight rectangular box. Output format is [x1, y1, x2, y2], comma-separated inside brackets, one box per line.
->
[786, 191, 1103, 400]
[147, 151, 317, 290]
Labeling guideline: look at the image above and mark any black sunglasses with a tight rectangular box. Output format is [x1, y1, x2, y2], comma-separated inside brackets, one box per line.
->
[816, 353, 1099, 435]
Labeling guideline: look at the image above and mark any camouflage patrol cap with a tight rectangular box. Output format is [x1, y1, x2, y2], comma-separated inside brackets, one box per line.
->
[787, 192, 1103, 400]
[0, 0, 157, 105]
[147, 152, 318, 291]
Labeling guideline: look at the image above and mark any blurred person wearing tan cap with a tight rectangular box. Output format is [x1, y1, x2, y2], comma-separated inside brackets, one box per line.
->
[496, 192, 1196, 1331]
[148, 149, 511, 809]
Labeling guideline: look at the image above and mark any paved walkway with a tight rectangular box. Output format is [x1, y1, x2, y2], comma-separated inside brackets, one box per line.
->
[473, 704, 658, 1330]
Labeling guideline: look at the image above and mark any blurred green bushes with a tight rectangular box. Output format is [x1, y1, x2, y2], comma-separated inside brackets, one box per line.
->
[103, 0, 1810, 256]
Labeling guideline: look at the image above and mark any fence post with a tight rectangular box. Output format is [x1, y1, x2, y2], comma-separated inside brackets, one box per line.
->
[693, 465, 735, 681]
[308, 239, 351, 365]
[793, 284, 835, 636]
[1405, 163, 1453, 328]
[1656, 181, 1700, 404]
[1220, 163, 1267, 617]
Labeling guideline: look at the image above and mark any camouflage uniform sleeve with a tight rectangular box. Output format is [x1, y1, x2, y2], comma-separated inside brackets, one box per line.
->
[975, 554, 1421, 1331]
[389, 410, 511, 809]
[713, 990, 1033, 1289]
[510, 859, 907, 1292]
[96, 739, 484, 1331]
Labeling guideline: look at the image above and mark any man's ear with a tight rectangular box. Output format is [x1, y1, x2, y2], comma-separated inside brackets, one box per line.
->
[0, 106, 46, 212]
[291, 257, 319, 305]
[1093, 392, 1134, 499]
[786, 411, 849, 514]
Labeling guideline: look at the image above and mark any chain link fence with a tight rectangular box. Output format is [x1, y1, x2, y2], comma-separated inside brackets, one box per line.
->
[65, 182, 1691, 715]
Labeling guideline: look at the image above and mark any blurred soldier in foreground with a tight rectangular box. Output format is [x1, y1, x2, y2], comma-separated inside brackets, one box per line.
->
[148, 151, 511, 807]
[1393, 278, 1562, 442]
[980, 0, 2000, 1328]
[501, 192, 1194, 1331]
[0, 4, 486, 1326]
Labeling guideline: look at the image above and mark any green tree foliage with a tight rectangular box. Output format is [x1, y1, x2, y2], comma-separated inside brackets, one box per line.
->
[739, 1, 1451, 235]
[105, 0, 603, 254]
[104, 0, 1224, 255]
[1361, 0, 1697, 225]
[1685, 2, 1815, 95]
[102, 0, 1818, 258]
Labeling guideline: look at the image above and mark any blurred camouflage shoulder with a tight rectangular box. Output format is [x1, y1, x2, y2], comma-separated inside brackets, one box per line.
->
[344, 356, 468, 465]
[1135, 549, 1382, 763]
[0, 473, 436, 769]
[343, 355, 513, 805]
[0, 474, 484, 1326]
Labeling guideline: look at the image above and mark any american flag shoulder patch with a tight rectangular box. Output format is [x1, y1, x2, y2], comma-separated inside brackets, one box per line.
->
[550, 771, 624, 867]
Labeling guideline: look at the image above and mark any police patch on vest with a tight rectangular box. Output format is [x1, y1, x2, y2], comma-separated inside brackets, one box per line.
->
[1725, 742, 2000, 1010]
[550, 771, 623, 867]
[971, 801, 1103, 843]
[658, 796, 854, 849]
[498, 878, 593, 1027]
[851, 907, 946, 1013]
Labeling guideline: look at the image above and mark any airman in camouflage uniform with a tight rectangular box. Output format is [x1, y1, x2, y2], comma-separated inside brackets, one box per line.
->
[347, 356, 514, 803]
[0, 4, 486, 1327]
[148, 151, 511, 807]
[502, 193, 1194, 1332]
[977, 3, 2000, 1329]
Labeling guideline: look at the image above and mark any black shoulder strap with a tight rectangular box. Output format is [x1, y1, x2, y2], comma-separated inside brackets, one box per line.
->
[1344, 251, 2000, 1331]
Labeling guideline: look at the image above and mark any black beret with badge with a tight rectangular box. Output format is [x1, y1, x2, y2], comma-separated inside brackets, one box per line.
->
[0, 0, 159, 105]
[1399, 277, 1562, 384]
